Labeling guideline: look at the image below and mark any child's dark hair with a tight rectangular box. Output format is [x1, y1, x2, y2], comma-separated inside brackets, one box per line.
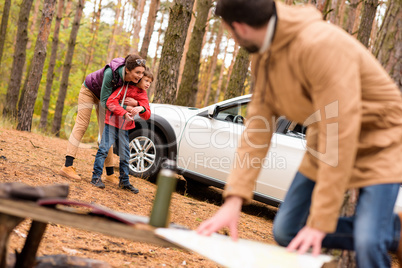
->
[143, 67, 154, 81]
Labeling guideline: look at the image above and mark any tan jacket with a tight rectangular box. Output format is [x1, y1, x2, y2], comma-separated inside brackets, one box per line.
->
[223, 2, 402, 233]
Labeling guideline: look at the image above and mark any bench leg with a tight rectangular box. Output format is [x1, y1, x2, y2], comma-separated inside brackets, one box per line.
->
[0, 214, 24, 268]
[15, 220, 48, 268]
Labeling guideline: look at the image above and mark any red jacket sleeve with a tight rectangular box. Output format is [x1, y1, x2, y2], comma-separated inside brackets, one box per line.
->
[106, 88, 127, 117]
[136, 91, 151, 120]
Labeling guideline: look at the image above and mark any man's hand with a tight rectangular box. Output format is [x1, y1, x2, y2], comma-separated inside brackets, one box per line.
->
[196, 196, 243, 241]
[287, 226, 326, 256]
[124, 97, 138, 107]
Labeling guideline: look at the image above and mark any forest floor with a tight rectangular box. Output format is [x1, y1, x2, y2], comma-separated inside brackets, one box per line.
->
[0, 126, 399, 267]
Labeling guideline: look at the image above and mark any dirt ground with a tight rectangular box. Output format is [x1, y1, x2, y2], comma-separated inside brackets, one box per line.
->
[0, 127, 399, 267]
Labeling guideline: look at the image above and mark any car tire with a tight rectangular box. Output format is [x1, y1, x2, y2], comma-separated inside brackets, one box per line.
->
[128, 128, 166, 181]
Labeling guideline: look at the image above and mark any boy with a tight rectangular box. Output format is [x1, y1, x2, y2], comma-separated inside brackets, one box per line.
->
[90, 69, 153, 193]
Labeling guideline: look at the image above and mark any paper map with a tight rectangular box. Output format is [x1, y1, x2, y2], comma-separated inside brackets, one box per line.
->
[156, 228, 332, 268]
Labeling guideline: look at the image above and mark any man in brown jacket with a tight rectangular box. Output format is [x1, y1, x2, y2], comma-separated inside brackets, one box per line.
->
[197, 0, 402, 267]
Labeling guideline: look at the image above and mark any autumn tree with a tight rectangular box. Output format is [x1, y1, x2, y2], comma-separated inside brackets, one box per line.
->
[0, 0, 12, 66]
[373, 0, 401, 91]
[17, 0, 57, 131]
[203, 22, 223, 106]
[3, 0, 34, 118]
[153, 0, 195, 104]
[131, 0, 146, 54]
[140, 0, 160, 60]
[214, 39, 228, 103]
[82, 0, 102, 81]
[39, 0, 65, 131]
[106, 0, 122, 62]
[224, 47, 249, 100]
[176, 0, 212, 107]
[52, 0, 85, 135]
[357, 0, 379, 47]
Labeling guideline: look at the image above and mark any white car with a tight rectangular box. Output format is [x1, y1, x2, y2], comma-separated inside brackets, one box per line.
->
[126, 94, 402, 211]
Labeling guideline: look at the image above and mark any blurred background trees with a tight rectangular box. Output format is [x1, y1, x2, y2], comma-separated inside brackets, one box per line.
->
[0, 0, 399, 141]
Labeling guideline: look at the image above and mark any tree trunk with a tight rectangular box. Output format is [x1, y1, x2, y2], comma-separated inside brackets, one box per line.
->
[203, 22, 223, 106]
[214, 40, 228, 103]
[333, 189, 358, 268]
[177, 0, 197, 91]
[27, 0, 42, 50]
[39, 0, 65, 131]
[329, 0, 339, 24]
[345, 0, 360, 34]
[176, 0, 212, 107]
[224, 42, 239, 96]
[106, 0, 122, 62]
[17, 0, 57, 132]
[357, 0, 379, 47]
[0, 0, 12, 66]
[224, 47, 249, 100]
[3, 0, 34, 119]
[131, 0, 146, 54]
[372, 0, 401, 91]
[116, 0, 128, 57]
[51, 0, 85, 136]
[82, 0, 102, 82]
[63, 0, 72, 29]
[139, 0, 160, 60]
[148, 9, 167, 100]
[153, 0, 194, 104]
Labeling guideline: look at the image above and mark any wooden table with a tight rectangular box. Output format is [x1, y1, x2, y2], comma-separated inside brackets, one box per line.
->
[0, 198, 178, 268]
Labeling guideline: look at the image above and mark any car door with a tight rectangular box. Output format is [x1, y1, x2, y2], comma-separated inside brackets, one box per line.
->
[254, 121, 306, 201]
[177, 102, 248, 182]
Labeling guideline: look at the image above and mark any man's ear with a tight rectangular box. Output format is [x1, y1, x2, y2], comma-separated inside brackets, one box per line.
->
[232, 22, 248, 38]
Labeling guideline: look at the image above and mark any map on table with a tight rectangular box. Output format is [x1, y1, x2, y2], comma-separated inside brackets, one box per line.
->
[155, 228, 332, 268]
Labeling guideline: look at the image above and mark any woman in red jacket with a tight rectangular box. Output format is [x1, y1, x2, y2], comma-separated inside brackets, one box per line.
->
[90, 70, 152, 193]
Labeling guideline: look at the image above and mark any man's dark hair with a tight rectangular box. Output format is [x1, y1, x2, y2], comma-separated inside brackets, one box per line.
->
[215, 0, 275, 28]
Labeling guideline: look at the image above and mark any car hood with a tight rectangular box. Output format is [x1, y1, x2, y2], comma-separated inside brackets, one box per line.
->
[150, 103, 203, 121]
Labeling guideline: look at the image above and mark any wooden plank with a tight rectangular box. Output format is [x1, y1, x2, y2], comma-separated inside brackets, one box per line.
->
[0, 199, 177, 248]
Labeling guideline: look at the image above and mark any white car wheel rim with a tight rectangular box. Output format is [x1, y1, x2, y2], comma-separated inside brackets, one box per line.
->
[129, 136, 156, 173]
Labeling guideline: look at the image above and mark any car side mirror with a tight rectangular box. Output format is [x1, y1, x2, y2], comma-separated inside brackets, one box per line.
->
[208, 105, 218, 119]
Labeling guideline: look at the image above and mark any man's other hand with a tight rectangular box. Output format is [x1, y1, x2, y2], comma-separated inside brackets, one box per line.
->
[196, 196, 243, 241]
[286, 226, 326, 256]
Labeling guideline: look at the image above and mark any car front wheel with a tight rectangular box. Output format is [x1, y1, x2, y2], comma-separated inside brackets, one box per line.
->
[128, 129, 166, 180]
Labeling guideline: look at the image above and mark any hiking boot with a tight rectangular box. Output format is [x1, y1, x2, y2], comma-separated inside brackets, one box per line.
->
[90, 178, 105, 189]
[59, 166, 81, 180]
[397, 212, 402, 267]
[105, 173, 119, 184]
[119, 182, 139, 194]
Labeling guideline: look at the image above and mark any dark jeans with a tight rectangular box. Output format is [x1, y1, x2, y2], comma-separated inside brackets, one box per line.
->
[92, 124, 130, 185]
[273, 172, 400, 268]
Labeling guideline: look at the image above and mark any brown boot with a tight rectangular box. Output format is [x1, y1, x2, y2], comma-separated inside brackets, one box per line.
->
[397, 212, 402, 267]
[105, 173, 119, 184]
[59, 166, 81, 180]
